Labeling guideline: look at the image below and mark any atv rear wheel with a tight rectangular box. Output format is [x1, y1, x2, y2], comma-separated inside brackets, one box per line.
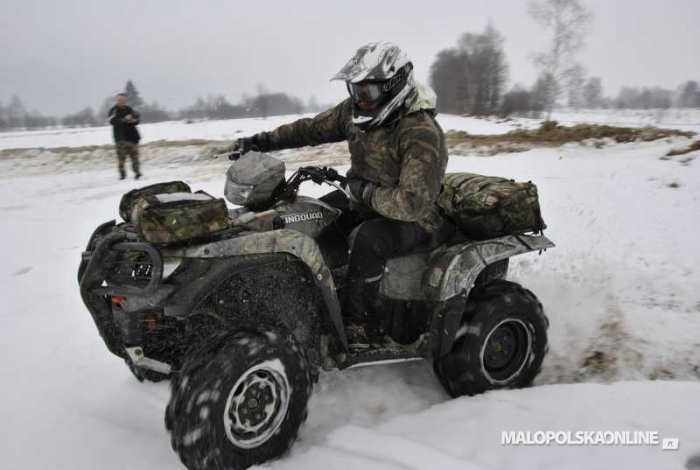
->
[433, 279, 548, 397]
[166, 328, 312, 470]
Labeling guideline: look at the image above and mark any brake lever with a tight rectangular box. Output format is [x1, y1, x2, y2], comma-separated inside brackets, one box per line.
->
[227, 138, 261, 161]
[294, 166, 350, 197]
[325, 180, 352, 199]
[297, 166, 324, 185]
[329, 169, 347, 185]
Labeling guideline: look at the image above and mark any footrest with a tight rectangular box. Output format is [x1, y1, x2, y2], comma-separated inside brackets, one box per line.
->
[341, 336, 427, 369]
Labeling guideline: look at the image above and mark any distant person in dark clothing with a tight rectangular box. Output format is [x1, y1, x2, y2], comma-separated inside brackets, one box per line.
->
[108, 93, 142, 180]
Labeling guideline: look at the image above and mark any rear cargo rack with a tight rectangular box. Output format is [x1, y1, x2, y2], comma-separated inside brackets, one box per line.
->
[80, 231, 163, 297]
[94, 242, 163, 296]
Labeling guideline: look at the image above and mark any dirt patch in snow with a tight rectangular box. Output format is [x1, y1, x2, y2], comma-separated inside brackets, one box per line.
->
[664, 139, 700, 157]
[446, 121, 696, 156]
[0, 122, 696, 178]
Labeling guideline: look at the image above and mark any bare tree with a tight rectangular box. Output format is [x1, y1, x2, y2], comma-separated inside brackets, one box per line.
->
[257, 83, 269, 120]
[677, 81, 700, 108]
[531, 73, 556, 116]
[429, 48, 466, 114]
[529, 0, 593, 120]
[567, 66, 586, 108]
[0, 102, 6, 130]
[7, 95, 27, 129]
[582, 77, 603, 108]
[483, 25, 509, 113]
[501, 85, 533, 116]
[307, 95, 319, 113]
[615, 86, 672, 110]
[63, 107, 98, 128]
[430, 23, 508, 115]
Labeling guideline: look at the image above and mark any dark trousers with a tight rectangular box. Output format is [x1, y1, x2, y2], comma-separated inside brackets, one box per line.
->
[344, 217, 431, 330]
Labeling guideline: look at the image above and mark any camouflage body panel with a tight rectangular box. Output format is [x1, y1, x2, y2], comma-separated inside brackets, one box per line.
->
[263, 99, 448, 232]
[161, 229, 346, 347]
[437, 173, 545, 240]
[380, 234, 553, 302]
[230, 196, 340, 239]
[434, 234, 555, 301]
[119, 181, 191, 222]
[132, 193, 231, 245]
[380, 250, 435, 300]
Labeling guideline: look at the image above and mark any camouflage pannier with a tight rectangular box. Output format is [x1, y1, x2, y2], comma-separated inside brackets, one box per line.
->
[131, 192, 231, 245]
[119, 181, 191, 222]
[437, 173, 545, 240]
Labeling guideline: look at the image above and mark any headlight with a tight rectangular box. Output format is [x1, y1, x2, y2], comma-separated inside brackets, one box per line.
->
[161, 257, 183, 280]
[225, 181, 254, 205]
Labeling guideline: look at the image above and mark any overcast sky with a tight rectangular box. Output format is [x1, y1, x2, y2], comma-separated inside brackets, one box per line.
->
[1, 0, 698, 115]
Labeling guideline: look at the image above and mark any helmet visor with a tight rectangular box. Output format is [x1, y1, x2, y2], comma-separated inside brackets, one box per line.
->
[347, 82, 385, 104]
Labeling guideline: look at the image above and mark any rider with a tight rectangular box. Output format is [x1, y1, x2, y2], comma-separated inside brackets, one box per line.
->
[236, 42, 448, 349]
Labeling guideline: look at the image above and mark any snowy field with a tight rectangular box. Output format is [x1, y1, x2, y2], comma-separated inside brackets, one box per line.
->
[1, 113, 699, 469]
[550, 107, 700, 131]
[0, 113, 520, 151]
[1, 108, 699, 151]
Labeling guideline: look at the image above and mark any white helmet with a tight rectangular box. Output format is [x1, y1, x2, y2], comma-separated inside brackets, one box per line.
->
[331, 42, 416, 131]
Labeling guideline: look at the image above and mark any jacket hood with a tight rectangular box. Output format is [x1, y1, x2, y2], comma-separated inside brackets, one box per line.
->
[407, 80, 437, 114]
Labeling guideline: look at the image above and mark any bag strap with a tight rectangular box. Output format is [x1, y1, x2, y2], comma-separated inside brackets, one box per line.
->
[194, 190, 216, 199]
[526, 183, 546, 233]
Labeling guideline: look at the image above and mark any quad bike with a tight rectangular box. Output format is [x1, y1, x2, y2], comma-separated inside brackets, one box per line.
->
[78, 146, 554, 470]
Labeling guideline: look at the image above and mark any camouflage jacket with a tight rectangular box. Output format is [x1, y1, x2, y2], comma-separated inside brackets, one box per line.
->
[261, 94, 448, 232]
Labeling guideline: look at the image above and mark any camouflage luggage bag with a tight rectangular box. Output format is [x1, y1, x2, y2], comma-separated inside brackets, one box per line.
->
[437, 173, 545, 240]
[119, 181, 191, 222]
[131, 191, 231, 245]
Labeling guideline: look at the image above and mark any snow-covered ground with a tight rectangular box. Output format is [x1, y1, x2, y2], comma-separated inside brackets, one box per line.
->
[550, 108, 700, 132]
[0, 113, 518, 151]
[0, 114, 306, 150]
[1, 108, 699, 151]
[0, 114, 699, 469]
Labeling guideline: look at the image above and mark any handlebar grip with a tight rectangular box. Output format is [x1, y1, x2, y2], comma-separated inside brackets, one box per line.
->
[321, 167, 345, 184]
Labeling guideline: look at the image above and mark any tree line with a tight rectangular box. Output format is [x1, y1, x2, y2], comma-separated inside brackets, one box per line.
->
[3, 0, 700, 131]
[429, 0, 700, 119]
[0, 80, 327, 131]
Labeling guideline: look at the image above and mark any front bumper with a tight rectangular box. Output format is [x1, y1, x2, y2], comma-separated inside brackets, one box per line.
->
[78, 222, 173, 370]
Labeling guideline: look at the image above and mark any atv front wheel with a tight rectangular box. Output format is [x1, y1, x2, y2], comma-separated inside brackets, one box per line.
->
[433, 279, 548, 397]
[127, 360, 170, 383]
[166, 328, 312, 470]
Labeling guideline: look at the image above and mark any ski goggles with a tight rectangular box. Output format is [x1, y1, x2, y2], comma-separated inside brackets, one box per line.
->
[347, 81, 386, 104]
[346, 63, 414, 104]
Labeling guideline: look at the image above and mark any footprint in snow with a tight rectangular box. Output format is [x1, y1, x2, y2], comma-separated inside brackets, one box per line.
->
[686, 454, 700, 470]
[0, 204, 29, 212]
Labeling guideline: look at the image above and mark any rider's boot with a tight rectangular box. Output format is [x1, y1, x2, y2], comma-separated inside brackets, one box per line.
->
[343, 275, 384, 351]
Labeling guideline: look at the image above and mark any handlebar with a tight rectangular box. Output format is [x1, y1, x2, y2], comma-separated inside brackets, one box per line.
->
[296, 166, 347, 185]
[227, 137, 259, 161]
[281, 166, 351, 202]
[209, 138, 251, 160]
[221, 142, 351, 202]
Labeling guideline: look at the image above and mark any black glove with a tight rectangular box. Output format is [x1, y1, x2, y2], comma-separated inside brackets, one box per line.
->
[232, 133, 271, 154]
[347, 178, 376, 205]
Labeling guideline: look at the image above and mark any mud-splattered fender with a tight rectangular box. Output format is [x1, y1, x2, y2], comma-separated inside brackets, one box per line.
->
[437, 234, 555, 301]
[426, 234, 553, 357]
[162, 229, 347, 349]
